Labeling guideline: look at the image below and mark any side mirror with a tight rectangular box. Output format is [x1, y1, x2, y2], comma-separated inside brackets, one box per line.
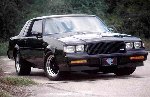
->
[35, 33, 42, 38]
[108, 27, 114, 32]
[108, 25, 118, 33]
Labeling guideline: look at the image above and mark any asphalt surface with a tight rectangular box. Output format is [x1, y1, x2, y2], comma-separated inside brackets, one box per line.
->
[0, 54, 150, 97]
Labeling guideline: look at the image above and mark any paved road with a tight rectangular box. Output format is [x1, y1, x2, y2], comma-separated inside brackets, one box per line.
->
[0, 54, 150, 97]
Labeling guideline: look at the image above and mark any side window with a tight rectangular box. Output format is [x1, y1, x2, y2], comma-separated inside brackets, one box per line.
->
[31, 20, 42, 35]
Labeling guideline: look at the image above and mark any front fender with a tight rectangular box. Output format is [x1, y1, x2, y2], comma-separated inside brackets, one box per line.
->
[7, 44, 19, 59]
[45, 45, 56, 54]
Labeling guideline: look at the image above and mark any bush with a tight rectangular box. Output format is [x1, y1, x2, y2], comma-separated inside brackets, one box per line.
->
[0, 42, 8, 56]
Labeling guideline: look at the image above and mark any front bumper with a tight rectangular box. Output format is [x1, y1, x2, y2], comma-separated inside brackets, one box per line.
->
[58, 50, 148, 71]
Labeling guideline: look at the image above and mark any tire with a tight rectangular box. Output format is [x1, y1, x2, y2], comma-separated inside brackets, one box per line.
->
[114, 67, 136, 76]
[15, 51, 31, 75]
[44, 52, 60, 81]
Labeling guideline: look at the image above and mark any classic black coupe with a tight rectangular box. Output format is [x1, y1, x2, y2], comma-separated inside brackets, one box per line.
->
[7, 14, 148, 80]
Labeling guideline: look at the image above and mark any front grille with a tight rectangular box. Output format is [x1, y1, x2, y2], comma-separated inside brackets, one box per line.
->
[85, 41, 126, 55]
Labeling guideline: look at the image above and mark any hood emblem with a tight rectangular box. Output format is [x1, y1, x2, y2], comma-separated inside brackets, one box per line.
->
[106, 58, 114, 65]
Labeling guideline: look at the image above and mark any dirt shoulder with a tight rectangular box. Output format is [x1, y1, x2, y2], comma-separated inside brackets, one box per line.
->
[0, 56, 33, 97]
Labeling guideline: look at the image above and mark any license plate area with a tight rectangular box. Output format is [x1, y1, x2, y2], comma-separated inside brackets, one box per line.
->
[102, 57, 117, 66]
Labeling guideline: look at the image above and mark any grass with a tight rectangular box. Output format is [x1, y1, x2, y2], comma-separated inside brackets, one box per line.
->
[0, 77, 36, 86]
[0, 42, 8, 56]
[0, 91, 10, 97]
[0, 67, 35, 97]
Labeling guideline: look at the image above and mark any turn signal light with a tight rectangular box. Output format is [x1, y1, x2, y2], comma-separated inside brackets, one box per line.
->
[130, 56, 144, 60]
[71, 60, 87, 64]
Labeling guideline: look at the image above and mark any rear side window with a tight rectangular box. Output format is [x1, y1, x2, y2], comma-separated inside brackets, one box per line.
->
[31, 20, 42, 35]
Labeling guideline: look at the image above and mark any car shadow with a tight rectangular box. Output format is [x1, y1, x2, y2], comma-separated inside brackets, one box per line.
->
[28, 69, 144, 82]
[60, 72, 144, 82]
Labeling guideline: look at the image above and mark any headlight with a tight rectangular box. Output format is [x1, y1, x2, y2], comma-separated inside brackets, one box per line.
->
[64, 46, 75, 53]
[134, 42, 142, 49]
[126, 42, 133, 49]
[64, 45, 85, 53]
[76, 45, 84, 52]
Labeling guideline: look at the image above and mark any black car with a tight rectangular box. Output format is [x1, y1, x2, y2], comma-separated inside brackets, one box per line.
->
[7, 14, 148, 80]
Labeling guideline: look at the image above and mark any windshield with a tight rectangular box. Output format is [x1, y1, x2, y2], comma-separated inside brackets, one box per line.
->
[44, 16, 110, 34]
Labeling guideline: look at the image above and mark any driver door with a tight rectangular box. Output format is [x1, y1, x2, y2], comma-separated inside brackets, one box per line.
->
[23, 19, 44, 68]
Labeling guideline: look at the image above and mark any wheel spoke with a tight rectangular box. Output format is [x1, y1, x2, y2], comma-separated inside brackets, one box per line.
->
[15, 54, 20, 72]
[46, 55, 59, 77]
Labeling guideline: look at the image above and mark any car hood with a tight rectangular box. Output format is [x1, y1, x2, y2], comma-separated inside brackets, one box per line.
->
[53, 32, 141, 45]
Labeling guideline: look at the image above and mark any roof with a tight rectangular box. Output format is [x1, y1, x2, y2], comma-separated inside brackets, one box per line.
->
[31, 14, 96, 20]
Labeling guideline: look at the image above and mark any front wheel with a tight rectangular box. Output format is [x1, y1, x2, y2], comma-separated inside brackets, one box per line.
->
[114, 67, 136, 76]
[15, 51, 31, 75]
[44, 53, 60, 80]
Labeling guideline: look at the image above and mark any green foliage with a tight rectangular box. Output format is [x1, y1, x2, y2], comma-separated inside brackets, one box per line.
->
[66, 0, 107, 17]
[0, 42, 8, 56]
[0, 77, 36, 86]
[0, 0, 29, 40]
[106, 0, 150, 38]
